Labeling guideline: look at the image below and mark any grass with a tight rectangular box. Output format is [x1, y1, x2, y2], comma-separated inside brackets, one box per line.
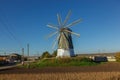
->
[20, 57, 98, 68]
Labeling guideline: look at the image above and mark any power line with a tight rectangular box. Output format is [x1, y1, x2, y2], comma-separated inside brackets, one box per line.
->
[0, 11, 23, 48]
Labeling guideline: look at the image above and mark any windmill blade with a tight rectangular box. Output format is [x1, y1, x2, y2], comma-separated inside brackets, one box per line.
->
[63, 10, 72, 26]
[52, 34, 60, 49]
[65, 19, 82, 28]
[70, 31, 80, 37]
[64, 30, 80, 37]
[47, 24, 59, 30]
[57, 14, 62, 27]
[46, 31, 58, 39]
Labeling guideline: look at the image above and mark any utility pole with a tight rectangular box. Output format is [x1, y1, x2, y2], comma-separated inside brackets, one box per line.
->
[27, 43, 30, 68]
[22, 48, 24, 65]
[22, 48, 24, 58]
[27, 44, 29, 58]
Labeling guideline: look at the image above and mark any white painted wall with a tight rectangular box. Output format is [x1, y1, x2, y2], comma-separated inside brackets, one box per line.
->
[57, 49, 75, 57]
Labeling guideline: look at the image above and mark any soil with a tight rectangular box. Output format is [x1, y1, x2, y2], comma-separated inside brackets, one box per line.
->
[0, 62, 120, 74]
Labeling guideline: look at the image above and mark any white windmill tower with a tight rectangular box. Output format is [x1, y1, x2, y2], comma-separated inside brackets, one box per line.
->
[47, 10, 82, 57]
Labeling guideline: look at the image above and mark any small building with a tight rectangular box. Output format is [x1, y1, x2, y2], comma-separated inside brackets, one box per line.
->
[9, 53, 22, 63]
[0, 55, 9, 65]
[77, 53, 116, 62]
[93, 56, 108, 62]
[107, 56, 116, 61]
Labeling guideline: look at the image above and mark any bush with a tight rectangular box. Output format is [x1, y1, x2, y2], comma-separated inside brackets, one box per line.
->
[75, 57, 92, 62]
[52, 50, 57, 57]
[41, 51, 51, 58]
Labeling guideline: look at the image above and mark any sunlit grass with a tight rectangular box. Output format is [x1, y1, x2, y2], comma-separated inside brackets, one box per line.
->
[20, 57, 98, 68]
[0, 72, 120, 80]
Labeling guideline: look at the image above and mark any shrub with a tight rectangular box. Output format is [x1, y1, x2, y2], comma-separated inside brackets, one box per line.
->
[52, 50, 57, 57]
[41, 51, 51, 58]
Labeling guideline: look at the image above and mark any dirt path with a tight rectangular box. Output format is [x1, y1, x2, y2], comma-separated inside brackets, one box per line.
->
[0, 63, 21, 70]
[0, 62, 120, 74]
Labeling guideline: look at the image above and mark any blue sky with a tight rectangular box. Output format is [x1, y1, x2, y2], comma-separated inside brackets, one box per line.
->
[0, 0, 120, 55]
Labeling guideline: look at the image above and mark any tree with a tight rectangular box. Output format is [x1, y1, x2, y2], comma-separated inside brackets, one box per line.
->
[52, 50, 57, 57]
[115, 52, 120, 62]
[41, 51, 51, 58]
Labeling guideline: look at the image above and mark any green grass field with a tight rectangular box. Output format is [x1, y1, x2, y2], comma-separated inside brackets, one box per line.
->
[21, 57, 99, 68]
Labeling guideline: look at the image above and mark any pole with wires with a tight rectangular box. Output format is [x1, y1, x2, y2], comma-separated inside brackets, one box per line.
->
[27, 44, 29, 58]
[0, 9, 23, 48]
[21, 48, 24, 65]
[27, 44, 30, 68]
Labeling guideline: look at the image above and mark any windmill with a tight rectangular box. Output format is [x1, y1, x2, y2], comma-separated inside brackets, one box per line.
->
[47, 10, 82, 57]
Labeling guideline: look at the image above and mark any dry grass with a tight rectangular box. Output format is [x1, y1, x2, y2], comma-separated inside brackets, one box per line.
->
[1, 62, 120, 80]
[0, 72, 120, 80]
